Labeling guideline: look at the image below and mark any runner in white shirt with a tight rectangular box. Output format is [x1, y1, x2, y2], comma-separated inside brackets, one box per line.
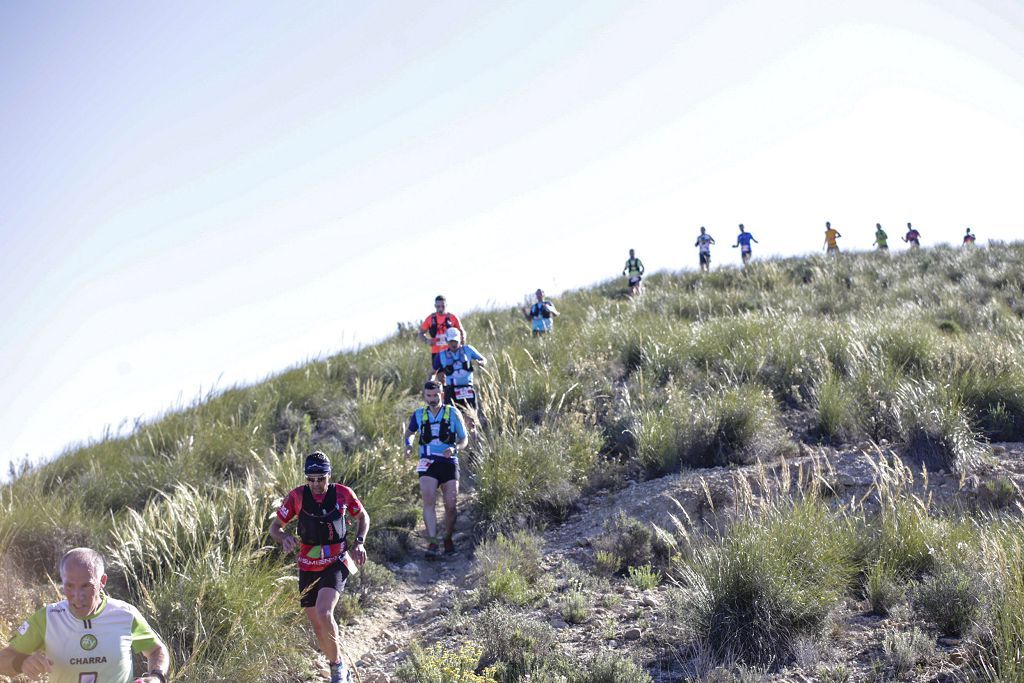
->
[695, 226, 716, 273]
[0, 548, 169, 683]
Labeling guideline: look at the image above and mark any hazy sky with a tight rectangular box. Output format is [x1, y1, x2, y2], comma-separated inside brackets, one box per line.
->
[2, 0, 1022, 473]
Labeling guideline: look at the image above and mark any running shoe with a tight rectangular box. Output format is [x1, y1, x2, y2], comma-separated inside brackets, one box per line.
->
[329, 661, 352, 683]
[425, 542, 440, 560]
[443, 536, 455, 554]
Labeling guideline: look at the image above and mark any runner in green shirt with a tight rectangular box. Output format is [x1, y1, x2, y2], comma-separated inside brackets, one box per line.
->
[0, 548, 169, 683]
[873, 223, 889, 251]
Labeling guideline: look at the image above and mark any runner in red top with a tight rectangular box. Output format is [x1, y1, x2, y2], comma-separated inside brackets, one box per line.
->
[419, 295, 463, 381]
[270, 452, 369, 683]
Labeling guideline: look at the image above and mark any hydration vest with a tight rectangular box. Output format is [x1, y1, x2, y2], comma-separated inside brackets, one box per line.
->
[418, 405, 457, 451]
[441, 347, 474, 379]
[531, 302, 552, 319]
[297, 484, 346, 546]
[429, 313, 455, 338]
[626, 258, 642, 274]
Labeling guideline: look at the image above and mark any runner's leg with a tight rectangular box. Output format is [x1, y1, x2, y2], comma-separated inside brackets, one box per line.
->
[440, 479, 459, 539]
[419, 476, 440, 539]
[305, 587, 341, 663]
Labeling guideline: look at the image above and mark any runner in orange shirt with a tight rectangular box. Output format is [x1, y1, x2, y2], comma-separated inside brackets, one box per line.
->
[419, 295, 463, 381]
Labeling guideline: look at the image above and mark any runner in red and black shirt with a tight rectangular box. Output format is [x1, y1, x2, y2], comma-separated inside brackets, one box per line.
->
[270, 452, 369, 683]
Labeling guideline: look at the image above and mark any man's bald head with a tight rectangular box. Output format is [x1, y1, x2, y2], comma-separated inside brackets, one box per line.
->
[59, 547, 105, 580]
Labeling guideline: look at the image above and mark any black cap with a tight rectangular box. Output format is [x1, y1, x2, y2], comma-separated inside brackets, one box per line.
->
[304, 451, 331, 475]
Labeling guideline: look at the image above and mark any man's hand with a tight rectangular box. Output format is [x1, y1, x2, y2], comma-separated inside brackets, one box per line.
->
[134, 675, 164, 683]
[443, 447, 456, 457]
[21, 652, 53, 677]
[351, 543, 367, 567]
[280, 533, 298, 554]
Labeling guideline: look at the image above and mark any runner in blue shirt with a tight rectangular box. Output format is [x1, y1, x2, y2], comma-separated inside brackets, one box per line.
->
[437, 328, 487, 436]
[404, 381, 468, 558]
[523, 289, 560, 336]
[733, 224, 759, 265]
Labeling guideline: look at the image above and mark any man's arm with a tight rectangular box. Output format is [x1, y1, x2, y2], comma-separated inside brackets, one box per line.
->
[404, 413, 419, 456]
[0, 645, 52, 678]
[139, 640, 170, 682]
[349, 508, 370, 567]
[269, 516, 297, 554]
[418, 317, 434, 345]
[548, 304, 560, 317]
[445, 412, 470, 455]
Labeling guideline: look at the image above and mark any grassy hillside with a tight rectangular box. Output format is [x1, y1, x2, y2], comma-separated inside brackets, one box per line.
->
[3, 243, 1024, 681]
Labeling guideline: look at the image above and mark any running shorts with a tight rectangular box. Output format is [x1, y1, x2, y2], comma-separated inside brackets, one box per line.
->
[444, 385, 477, 410]
[298, 559, 350, 607]
[699, 252, 710, 266]
[419, 458, 459, 484]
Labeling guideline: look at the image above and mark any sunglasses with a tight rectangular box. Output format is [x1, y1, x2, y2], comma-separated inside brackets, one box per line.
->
[306, 475, 327, 483]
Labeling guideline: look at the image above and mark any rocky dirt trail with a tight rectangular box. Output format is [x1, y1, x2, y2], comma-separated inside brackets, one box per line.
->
[341, 442, 1024, 682]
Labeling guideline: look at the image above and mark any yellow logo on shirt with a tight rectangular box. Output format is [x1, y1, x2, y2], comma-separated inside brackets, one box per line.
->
[80, 634, 98, 651]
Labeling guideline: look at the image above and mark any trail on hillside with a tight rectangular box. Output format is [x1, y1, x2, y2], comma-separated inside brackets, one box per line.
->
[340, 442, 1024, 682]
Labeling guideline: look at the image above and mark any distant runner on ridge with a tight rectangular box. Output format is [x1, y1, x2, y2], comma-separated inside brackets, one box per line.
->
[523, 289, 560, 336]
[405, 380, 469, 559]
[623, 248, 645, 296]
[873, 223, 889, 251]
[695, 226, 715, 273]
[419, 295, 463, 382]
[733, 224, 759, 265]
[823, 222, 841, 255]
[963, 227, 976, 246]
[903, 223, 922, 249]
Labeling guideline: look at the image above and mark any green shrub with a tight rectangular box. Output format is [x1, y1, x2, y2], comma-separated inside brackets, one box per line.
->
[881, 627, 933, 678]
[594, 550, 622, 577]
[591, 512, 677, 574]
[980, 476, 1018, 511]
[474, 418, 601, 529]
[396, 642, 497, 682]
[626, 564, 660, 590]
[893, 379, 986, 473]
[814, 373, 856, 442]
[683, 385, 793, 469]
[864, 561, 904, 617]
[473, 605, 568, 682]
[911, 561, 987, 637]
[955, 364, 1024, 441]
[978, 534, 1024, 681]
[577, 652, 652, 683]
[472, 532, 551, 606]
[677, 499, 857, 665]
[559, 590, 590, 624]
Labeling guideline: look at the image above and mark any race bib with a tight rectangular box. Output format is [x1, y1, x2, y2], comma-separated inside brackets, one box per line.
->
[455, 386, 475, 400]
[430, 423, 440, 438]
[417, 458, 432, 473]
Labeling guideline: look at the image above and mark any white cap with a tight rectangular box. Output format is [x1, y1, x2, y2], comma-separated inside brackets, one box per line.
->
[445, 327, 462, 342]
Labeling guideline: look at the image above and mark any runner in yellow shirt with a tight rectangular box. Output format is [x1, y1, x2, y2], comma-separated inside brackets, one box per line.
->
[823, 222, 841, 255]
